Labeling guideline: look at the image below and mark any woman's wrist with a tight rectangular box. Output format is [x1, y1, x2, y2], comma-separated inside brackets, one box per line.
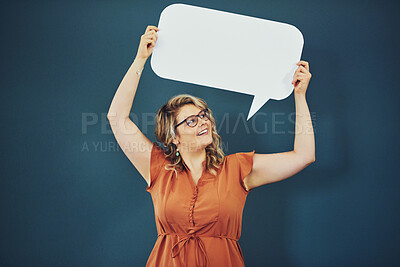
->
[132, 57, 147, 75]
[134, 56, 147, 66]
[294, 91, 307, 98]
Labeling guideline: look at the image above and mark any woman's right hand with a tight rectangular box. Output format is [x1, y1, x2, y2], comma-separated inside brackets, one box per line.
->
[135, 25, 159, 61]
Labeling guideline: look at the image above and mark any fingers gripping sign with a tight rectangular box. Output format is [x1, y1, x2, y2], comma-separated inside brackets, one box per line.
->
[136, 26, 160, 60]
[292, 60, 312, 95]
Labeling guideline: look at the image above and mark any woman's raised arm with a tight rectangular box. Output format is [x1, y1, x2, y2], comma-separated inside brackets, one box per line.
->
[243, 60, 315, 190]
[107, 25, 159, 186]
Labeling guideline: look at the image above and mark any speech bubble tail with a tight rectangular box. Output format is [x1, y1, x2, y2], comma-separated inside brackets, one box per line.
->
[247, 95, 269, 121]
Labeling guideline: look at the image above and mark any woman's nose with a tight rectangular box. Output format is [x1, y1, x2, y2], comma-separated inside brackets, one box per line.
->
[198, 117, 207, 125]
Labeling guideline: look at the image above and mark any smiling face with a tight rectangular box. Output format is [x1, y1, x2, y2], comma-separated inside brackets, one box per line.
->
[172, 104, 213, 152]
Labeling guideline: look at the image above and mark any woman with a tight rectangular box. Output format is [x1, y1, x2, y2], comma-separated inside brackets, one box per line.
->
[107, 25, 315, 267]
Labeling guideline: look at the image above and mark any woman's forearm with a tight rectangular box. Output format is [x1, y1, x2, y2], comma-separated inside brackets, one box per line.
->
[107, 57, 147, 120]
[293, 92, 315, 162]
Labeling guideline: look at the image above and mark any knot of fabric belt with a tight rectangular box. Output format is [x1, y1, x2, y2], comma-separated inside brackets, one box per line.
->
[171, 233, 210, 267]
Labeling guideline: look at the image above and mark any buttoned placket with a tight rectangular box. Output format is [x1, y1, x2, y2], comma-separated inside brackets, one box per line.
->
[189, 187, 198, 225]
[181, 157, 207, 226]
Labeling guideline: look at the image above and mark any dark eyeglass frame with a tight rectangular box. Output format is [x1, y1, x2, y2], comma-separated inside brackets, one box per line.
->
[174, 109, 210, 129]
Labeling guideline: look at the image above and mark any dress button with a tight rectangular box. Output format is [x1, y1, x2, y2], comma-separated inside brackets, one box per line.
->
[189, 214, 192, 217]
[189, 207, 193, 210]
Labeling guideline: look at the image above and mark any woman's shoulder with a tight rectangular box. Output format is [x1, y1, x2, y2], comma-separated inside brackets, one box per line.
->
[221, 149, 256, 170]
[151, 142, 169, 163]
[222, 152, 236, 161]
[223, 149, 256, 160]
[219, 151, 242, 169]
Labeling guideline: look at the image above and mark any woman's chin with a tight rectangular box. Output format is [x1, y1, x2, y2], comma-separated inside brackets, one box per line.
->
[200, 137, 213, 148]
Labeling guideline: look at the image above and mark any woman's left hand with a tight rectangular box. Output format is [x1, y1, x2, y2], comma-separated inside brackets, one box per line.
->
[292, 60, 312, 95]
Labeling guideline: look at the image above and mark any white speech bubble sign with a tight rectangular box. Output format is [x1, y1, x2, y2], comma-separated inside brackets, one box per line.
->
[150, 3, 304, 120]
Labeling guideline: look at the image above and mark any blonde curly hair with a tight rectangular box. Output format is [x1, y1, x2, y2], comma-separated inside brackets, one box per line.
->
[154, 94, 225, 177]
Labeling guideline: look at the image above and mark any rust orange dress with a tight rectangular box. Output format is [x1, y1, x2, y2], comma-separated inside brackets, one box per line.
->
[145, 142, 255, 267]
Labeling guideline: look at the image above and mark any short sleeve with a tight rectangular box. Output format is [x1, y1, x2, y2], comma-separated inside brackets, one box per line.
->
[146, 142, 167, 192]
[235, 150, 256, 194]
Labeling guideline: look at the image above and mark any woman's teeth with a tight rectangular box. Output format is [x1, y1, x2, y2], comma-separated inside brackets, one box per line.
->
[198, 129, 208, 136]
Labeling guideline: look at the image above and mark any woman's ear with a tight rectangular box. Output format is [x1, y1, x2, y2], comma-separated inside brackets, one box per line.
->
[172, 136, 179, 146]
[172, 128, 180, 146]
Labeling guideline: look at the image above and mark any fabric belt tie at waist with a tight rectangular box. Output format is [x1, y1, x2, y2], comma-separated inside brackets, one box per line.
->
[157, 232, 239, 267]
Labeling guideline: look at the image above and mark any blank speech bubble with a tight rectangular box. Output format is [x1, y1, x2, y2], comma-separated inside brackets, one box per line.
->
[150, 3, 304, 120]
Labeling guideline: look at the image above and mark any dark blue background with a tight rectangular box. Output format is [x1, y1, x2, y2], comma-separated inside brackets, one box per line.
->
[1, 0, 399, 266]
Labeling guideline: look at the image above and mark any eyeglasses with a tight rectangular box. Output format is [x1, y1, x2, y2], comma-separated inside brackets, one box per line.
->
[175, 109, 210, 129]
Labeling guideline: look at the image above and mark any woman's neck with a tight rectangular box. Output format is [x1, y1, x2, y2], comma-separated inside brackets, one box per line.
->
[180, 148, 206, 173]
